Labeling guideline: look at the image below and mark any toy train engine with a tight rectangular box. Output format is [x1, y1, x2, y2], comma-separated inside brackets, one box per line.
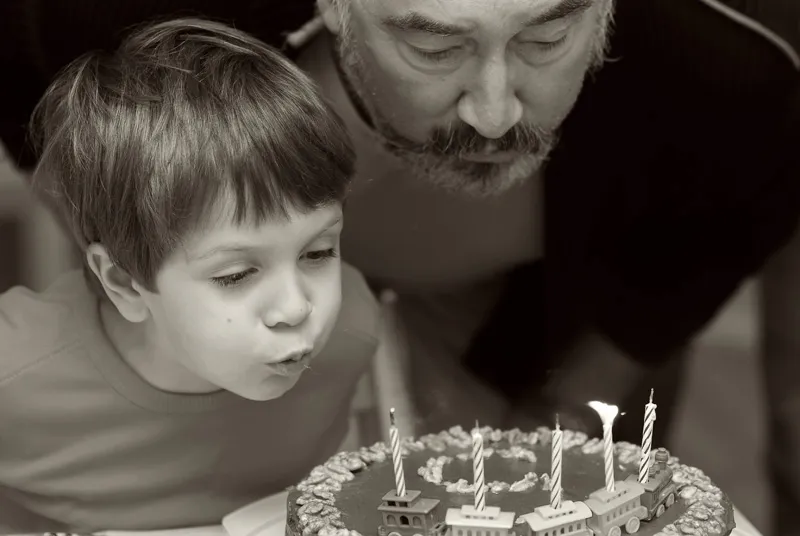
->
[583, 480, 648, 536]
[521, 500, 593, 536]
[377, 490, 442, 536]
[624, 448, 678, 521]
[439, 504, 519, 536]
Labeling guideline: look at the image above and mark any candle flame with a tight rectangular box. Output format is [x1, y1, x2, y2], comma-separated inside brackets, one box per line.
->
[588, 400, 620, 426]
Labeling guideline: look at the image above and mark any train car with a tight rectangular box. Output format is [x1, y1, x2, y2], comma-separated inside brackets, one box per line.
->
[624, 449, 678, 521]
[377, 490, 442, 536]
[520, 500, 593, 536]
[440, 504, 519, 536]
[583, 480, 648, 536]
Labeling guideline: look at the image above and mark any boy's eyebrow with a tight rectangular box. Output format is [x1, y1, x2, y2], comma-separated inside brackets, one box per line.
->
[189, 216, 343, 262]
[381, 0, 594, 37]
[190, 244, 255, 262]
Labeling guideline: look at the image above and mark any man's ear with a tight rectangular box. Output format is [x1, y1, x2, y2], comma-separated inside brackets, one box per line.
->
[86, 244, 149, 323]
[317, 0, 342, 34]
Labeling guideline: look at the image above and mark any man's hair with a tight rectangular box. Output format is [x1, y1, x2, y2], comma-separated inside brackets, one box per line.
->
[28, 17, 355, 294]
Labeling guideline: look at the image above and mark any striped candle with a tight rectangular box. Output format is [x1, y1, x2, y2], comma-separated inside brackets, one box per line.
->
[638, 389, 657, 484]
[389, 408, 406, 496]
[588, 401, 620, 493]
[472, 423, 486, 511]
[550, 415, 563, 509]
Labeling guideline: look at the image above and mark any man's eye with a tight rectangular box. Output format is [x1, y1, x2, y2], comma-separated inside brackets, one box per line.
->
[412, 46, 463, 63]
[524, 34, 569, 52]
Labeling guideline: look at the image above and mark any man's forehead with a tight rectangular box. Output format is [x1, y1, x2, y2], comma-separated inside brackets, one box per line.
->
[362, 0, 593, 34]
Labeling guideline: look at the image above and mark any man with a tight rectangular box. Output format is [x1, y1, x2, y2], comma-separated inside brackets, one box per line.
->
[1, 0, 799, 532]
[292, 0, 800, 434]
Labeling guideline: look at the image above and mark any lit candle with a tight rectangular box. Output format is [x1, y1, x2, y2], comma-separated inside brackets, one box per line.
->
[389, 408, 406, 496]
[638, 389, 657, 484]
[472, 422, 486, 511]
[550, 414, 563, 510]
[588, 401, 620, 493]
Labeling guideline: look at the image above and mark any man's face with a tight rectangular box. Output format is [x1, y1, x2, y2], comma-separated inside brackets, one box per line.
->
[324, 0, 614, 196]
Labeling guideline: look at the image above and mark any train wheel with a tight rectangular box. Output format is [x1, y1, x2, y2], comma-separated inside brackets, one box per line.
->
[608, 526, 622, 536]
[656, 504, 666, 518]
[625, 517, 641, 534]
[666, 494, 675, 507]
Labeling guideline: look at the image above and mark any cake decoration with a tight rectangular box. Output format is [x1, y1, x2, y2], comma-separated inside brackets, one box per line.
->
[285, 390, 736, 536]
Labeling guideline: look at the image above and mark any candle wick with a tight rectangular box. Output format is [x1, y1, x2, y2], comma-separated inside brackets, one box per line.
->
[555, 413, 560, 430]
[649, 388, 654, 403]
[390, 408, 396, 426]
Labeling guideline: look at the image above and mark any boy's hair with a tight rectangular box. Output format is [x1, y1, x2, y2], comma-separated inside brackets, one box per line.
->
[28, 17, 355, 295]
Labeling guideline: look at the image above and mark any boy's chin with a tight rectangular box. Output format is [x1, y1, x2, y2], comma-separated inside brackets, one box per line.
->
[235, 373, 304, 402]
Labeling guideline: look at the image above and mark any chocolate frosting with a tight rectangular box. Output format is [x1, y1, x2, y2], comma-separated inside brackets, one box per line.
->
[286, 427, 735, 536]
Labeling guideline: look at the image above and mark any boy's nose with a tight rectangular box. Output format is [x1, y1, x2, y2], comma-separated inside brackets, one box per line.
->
[262, 277, 313, 328]
[263, 300, 313, 328]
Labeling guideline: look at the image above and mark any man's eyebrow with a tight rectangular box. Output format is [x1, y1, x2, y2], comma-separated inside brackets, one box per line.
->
[524, 0, 594, 26]
[381, 0, 594, 37]
[381, 12, 472, 37]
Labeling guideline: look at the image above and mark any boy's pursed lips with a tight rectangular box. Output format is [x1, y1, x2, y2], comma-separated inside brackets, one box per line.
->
[263, 348, 314, 377]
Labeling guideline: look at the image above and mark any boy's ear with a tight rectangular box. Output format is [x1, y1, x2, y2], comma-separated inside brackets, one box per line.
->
[317, 0, 342, 34]
[86, 244, 149, 323]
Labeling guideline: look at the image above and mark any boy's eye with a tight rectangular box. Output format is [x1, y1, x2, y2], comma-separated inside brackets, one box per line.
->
[211, 268, 257, 288]
[209, 250, 338, 288]
[303, 248, 339, 263]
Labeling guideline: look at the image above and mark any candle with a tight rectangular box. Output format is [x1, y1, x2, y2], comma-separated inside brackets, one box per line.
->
[551, 414, 563, 510]
[588, 401, 620, 493]
[389, 408, 406, 496]
[638, 389, 657, 484]
[472, 422, 486, 511]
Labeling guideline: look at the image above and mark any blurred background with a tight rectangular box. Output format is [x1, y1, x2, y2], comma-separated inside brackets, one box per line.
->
[0, 140, 772, 534]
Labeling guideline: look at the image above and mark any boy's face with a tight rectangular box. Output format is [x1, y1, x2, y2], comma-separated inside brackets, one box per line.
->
[136, 200, 344, 401]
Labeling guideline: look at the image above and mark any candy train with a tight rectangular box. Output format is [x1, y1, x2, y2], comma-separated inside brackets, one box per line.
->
[375, 448, 679, 536]
[523, 449, 677, 536]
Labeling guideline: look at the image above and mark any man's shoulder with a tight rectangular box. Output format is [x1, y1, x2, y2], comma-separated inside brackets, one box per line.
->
[713, 0, 800, 55]
[613, 0, 798, 88]
[575, 0, 800, 166]
[0, 272, 94, 384]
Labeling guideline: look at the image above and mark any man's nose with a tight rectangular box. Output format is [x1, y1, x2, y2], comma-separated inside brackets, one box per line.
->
[458, 56, 523, 139]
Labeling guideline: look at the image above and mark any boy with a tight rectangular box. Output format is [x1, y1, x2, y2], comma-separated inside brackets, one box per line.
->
[0, 18, 380, 533]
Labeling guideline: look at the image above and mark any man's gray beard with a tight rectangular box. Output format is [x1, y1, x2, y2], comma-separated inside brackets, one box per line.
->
[335, 5, 614, 198]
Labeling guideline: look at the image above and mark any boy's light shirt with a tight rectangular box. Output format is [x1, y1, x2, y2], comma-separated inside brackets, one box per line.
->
[0, 263, 380, 533]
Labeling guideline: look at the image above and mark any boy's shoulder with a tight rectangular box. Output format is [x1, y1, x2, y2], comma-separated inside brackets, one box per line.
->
[0, 271, 95, 383]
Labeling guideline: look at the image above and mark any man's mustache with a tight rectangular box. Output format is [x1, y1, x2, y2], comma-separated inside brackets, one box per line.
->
[422, 123, 551, 157]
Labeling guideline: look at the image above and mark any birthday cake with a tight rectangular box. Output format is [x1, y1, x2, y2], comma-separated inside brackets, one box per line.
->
[286, 401, 735, 536]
